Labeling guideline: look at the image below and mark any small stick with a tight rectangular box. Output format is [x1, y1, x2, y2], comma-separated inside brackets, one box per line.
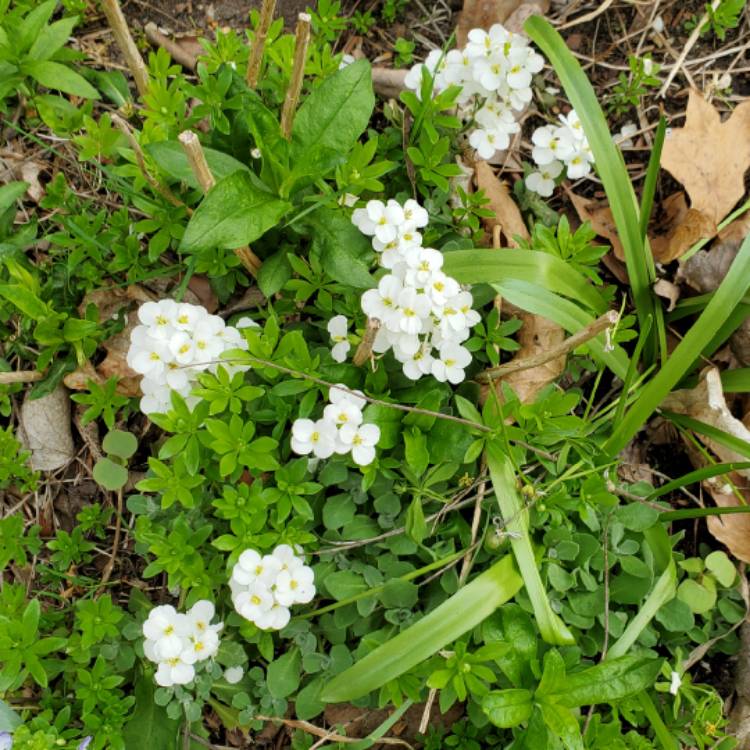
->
[0, 370, 43, 384]
[178, 131, 262, 276]
[658, 0, 721, 97]
[246, 0, 277, 88]
[352, 318, 381, 367]
[280, 13, 311, 139]
[256, 716, 413, 748]
[144, 22, 197, 70]
[478, 311, 618, 383]
[112, 114, 185, 209]
[98, 487, 124, 591]
[100, 0, 150, 97]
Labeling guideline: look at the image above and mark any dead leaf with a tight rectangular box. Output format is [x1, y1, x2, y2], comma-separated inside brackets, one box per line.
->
[456, 0, 522, 45]
[653, 278, 680, 311]
[64, 285, 154, 397]
[718, 210, 750, 244]
[486, 307, 566, 405]
[18, 385, 75, 471]
[0, 151, 45, 203]
[475, 161, 529, 247]
[570, 190, 715, 263]
[371, 67, 408, 98]
[648, 192, 716, 263]
[662, 90, 750, 225]
[662, 367, 750, 562]
[186, 274, 218, 312]
[505, 0, 550, 34]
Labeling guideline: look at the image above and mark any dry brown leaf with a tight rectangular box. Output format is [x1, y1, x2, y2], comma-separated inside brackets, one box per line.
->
[662, 367, 750, 562]
[718, 210, 750, 244]
[18, 385, 75, 471]
[504, 0, 550, 33]
[475, 160, 529, 247]
[491, 308, 566, 405]
[64, 285, 154, 397]
[662, 90, 750, 225]
[653, 278, 680, 312]
[456, 0, 522, 45]
[648, 192, 716, 263]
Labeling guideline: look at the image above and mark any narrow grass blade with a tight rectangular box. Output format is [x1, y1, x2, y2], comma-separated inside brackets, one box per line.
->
[663, 411, 750, 461]
[637, 693, 680, 750]
[605, 233, 750, 456]
[662, 506, 750, 522]
[648, 462, 750, 500]
[320, 555, 523, 703]
[639, 116, 666, 240]
[612, 314, 652, 426]
[721, 368, 750, 393]
[607, 560, 676, 659]
[487, 440, 575, 645]
[524, 17, 659, 361]
[443, 248, 607, 314]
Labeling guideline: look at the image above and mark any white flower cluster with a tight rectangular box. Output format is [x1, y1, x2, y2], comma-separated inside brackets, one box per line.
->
[404, 24, 544, 160]
[291, 384, 381, 466]
[352, 198, 478, 384]
[230, 544, 315, 631]
[127, 300, 251, 415]
[142, 601, 223, 687]
[526, 110, 594, 196]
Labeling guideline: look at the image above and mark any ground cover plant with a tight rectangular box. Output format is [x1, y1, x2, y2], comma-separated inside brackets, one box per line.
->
[1, 0, 750, 748]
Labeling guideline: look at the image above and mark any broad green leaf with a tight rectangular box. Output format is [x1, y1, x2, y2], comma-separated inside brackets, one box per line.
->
[486, 440, 574, 645]
[0, 699, 21, 732]
[0, 182, 28, 213]
[145, 141, 251, 189]
[677, 578, 716, 614]
[28, 15, 78, 60]
[320, 555, 523, 703]
[482, 689, 534, 728]
[535, 649, 566, 697]
[103, 429, 138, 459]
[93, 457, 129, 491]
[308, 208, 375, 289]
[257, 250, 291, 297]
[181, 171, 290, 253]
[325, 570, 368, 601]
[705, 550, 736, 587]
[0, 283, 48, 319]
[538, 701, 584, 750]
[292, 59, 374, 156]
[123, 675, 180, 749]
[549, 655, 662, 708]
[267, 648, 301, 699]
[25, 60, 98, 98]
[18, 0, 56, 50]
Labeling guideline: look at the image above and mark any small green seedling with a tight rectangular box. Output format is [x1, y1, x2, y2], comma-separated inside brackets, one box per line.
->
[93, 429, 138, 491]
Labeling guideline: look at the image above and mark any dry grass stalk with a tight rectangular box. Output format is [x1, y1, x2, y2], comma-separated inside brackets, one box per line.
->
[280, 13, 312, 139]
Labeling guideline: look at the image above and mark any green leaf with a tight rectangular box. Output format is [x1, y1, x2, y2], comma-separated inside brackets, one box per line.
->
[482, 689, 534, 728]
[292, 59, 375, 157]
[0, 699, 21, 732]
[308, 208, 375, 289]
[535, 649, 566, 697]
[257, 250, 292, 297]
[705, 550, 736, 587]
[538, 701, 584, 750]
[145, 141, 250, 189]
[0, 182, 29, 213]
[28, 15, 78, 60]
[320, 555, 523, 703]
[404, 428, 429, 476]
[103, 429, 138, 459]
[548, 655, 662, 708]
[267, 648, 301, 699]
[123, 675, 180, 749]
[404, 496, 427, 545]
[0, 283, 48, 319]
[180, 171, 290, 253]
[486, 440, 574, 645]
[325, 570, 368, 601]
[93, 457, 129, 491]
[677, 578, 716, 614]
[25, 60, 98, 98]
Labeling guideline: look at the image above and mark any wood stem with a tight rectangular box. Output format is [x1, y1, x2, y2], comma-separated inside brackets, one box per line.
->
[178, 131, 262, 277]
[478, 311, 619, 383]
[100, 0, 150, 97]
[0, 370, 43, 384]
[246, 0, 277, 87]
[280, 13, 311, 139]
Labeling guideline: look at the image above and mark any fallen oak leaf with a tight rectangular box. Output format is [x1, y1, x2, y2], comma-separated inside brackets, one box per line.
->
[475, 160, 529, 247]
[648, 192, 716, 264]
[456, 0, 523, 45]
[567, 190, 623, 257]
[661, 90, 750, 226]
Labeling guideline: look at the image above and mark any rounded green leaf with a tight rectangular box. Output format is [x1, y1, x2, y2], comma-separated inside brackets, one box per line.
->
[705, 550, 736, 587]
[93, 457, 129, 491]
[102, 429, 138, 460]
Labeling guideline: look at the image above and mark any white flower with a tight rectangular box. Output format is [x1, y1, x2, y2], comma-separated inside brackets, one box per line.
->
[402, 198, 429, 228]
[395, 288, 431, 335]
[614, 122, 638, 149]
[290, 418, 338, 458]
[187, 600, 222, 637]
[404, 247, 444, 287]
[234, 583, 274, 623]
[339, 53, 356, 69]
[254, 602, 291, 631]
[142, 605, 190, 660]
[173, 303, 202, 331]
[327, 314, 350, 363]
[565, 146, 594, 179]
[271, 544, 305, 573]
[138, 300, 177, 339]
[669, 671, 681, 695]
[338, 422, 381, 466]
[526, 159, 564, 197]
[329, 383, 366, 411]
[361, 275, 403, 328]
[432, 342, 472, 384]
[531, 125, 575, 165]
[323, 398, 363, 427]
[129, 334, 172, 378]
[469, 126, 506, 160]
[224, 666, 244, 684]
[155, 656, 195, 687]
[274, 566, 316, 606]
[353, 200, 404, 243]
[231, 549, 281, 588]
[183, 627, 220, 663]
[403, 344, 435, 381]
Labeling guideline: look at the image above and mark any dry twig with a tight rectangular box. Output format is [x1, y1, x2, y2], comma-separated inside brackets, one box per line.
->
[100, 0, 150, 96]
[246, 0, 277, 87]
[280, 14, 311, 139]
